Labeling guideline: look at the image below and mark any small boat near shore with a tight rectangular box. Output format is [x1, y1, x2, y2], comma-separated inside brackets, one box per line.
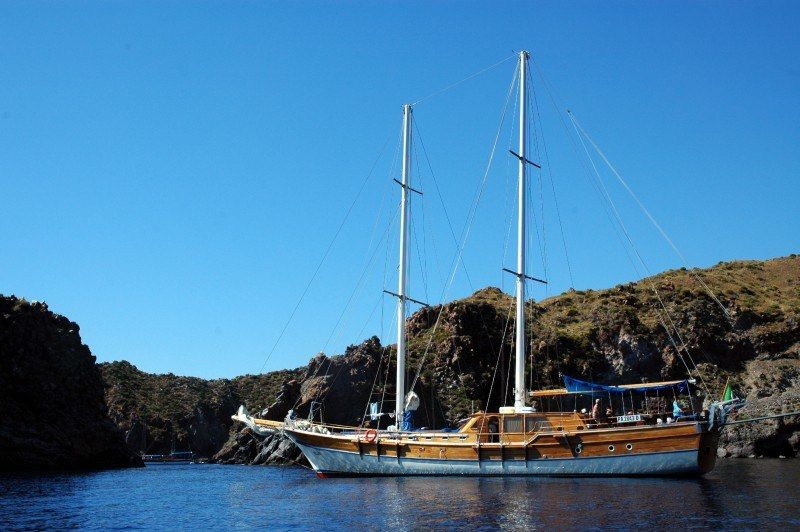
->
[141, 451, 195, 464]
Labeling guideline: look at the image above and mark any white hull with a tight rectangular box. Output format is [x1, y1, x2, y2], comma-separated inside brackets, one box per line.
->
[285, 433, 705, 477]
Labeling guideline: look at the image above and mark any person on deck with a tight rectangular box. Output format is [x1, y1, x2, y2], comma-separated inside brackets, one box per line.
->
[592, 399, 602, 422]
[487, 417, 499, 443]
[672, 400, 684, 420]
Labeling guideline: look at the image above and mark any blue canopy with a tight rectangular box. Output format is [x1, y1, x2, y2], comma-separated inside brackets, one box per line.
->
[562, 374, 689, 394]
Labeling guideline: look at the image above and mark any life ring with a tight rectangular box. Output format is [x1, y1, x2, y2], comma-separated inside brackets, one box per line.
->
[364, 429, 378, 443]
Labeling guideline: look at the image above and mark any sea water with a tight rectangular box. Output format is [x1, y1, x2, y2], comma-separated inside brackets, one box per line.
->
[1, 459, 798, 529]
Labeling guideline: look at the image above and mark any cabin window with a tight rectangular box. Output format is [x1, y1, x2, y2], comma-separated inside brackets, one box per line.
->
[525, 416, 552, 433]
[503, 416, 523, 434]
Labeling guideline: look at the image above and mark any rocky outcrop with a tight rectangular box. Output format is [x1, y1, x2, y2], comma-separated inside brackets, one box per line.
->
[214, 428, 307, 466]
[719, 359, 800, 457]
[100, 361, 302, 458]
[211, 337, 385, 465]
[0, 296, 141, 471]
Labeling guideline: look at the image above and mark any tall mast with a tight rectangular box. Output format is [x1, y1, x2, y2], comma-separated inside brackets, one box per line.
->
[514, 51, 529, 411]
[396, 103, 412, 424]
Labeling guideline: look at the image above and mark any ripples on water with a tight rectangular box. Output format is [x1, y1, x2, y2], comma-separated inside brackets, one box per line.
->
[1, 460, 798, 530]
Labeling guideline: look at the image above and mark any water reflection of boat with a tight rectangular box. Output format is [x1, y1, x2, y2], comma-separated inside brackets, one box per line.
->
[236, 51, 747, 477]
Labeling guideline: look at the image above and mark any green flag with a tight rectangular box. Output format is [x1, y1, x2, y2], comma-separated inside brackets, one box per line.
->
[722, 380, 733, 401]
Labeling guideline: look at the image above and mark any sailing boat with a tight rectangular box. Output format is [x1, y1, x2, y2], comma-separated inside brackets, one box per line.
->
[235, 51, 744, 476]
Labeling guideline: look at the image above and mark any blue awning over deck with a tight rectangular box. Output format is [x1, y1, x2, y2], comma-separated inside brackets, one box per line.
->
[562, 375, 689, 394]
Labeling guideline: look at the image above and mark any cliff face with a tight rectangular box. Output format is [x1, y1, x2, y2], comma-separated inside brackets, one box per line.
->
[99, 361, 302, 458]
[101, 255, 800, 463]
[0, 296, 140, 471]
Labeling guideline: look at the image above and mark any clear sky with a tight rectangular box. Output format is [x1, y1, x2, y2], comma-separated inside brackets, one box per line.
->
[1, 2, 797, 379]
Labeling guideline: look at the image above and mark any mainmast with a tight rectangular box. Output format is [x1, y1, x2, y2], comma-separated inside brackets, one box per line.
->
[395, 103, 412, 424]
[514, 51, 529, 412]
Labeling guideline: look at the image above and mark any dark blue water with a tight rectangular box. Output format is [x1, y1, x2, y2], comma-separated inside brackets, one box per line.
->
[2, 460, 798, 530]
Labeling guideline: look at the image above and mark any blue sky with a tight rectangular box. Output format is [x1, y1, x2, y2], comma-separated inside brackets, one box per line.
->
[1, 2, 797, 378]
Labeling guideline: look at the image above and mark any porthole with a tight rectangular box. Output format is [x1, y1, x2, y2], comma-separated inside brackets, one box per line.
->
[575, 444, 583, 454]
[626, 443, 633, 451]
[608, 445, 615, 452]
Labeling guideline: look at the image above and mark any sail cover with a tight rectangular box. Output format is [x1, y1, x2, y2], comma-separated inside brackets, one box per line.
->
[562, 375, 689, 394]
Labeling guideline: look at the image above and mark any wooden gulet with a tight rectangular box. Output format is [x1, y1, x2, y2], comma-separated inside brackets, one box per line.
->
[236, 51, 741, 477]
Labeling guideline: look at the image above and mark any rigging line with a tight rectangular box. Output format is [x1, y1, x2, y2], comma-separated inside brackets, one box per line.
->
[485, 297, 516, 411]
[570, 121, 689, 359]
[565, 116, 711, 381]
[317, 202, 401, 384]
[411, 53, 517, 106]
[374, 287, 393, 427]
[320, 222, 400, 402]
[378, 340, 392, 424]
[524, 65, 547, 285]
[313, 197, 397, 392]
[501, 74, 520, 291]
[356, 186, 394, 422]
[655, 313, 701, 385]
[408, 216, 429, 301]
[412, 118, 482, 293]
[413, 118, 507, 364]
[303, 127, 404, 392]
[504, 317, 513, 404]
[355, 291, 387, 341]
[408, 60, 519, 393]
[360, 344, 387, 427]
[528, 64, 552, 291]
[569, 113, 732, 323]
[522, 73, 543, 391]
[531, 58, 704, 387]
[408, 136, 430, 301]
[529, 67, 574, 288]
[296, 203, 401, 412]
[257, 132, 394, 374]
[415, 135, 432, 302]
[321, 168, 399, 355]
[532, 57, 646, 381]
[585, 155, 705, 389]
[569, 118, 710, 395]
[408, 122, 444, 291]
[322, 310, 397, 408]
[357, 307, 395, 426]
[409, 215, 430, 303]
